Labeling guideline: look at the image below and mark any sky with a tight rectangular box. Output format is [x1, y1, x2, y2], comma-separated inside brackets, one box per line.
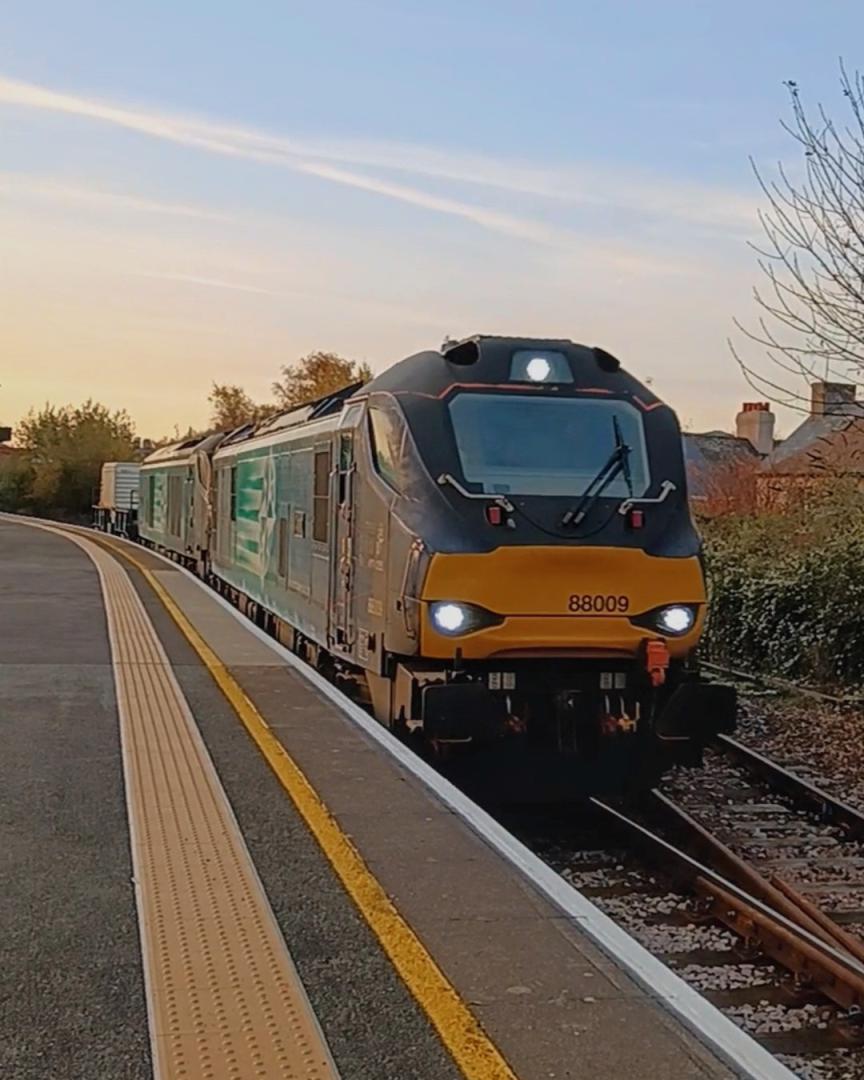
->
[2, 1, 863, 439]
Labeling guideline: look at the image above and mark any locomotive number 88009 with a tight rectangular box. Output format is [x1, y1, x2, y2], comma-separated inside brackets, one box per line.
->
[568, 594, 630, 614]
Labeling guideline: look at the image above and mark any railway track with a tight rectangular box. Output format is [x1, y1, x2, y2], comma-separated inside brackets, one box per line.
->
[703, 661, 864, 710]
[665, 737, 864, 963]
[513, 737, 864, 1080]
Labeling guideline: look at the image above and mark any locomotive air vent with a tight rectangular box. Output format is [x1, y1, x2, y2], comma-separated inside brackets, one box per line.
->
[593, 347, 621, 372]
[441, 338, 480, 365]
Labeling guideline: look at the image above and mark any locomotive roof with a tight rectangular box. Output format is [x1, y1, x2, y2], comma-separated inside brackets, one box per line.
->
[205, 335, 662, 456]
[211, 381, 365, 453]
[359, 335, 656, 403]
[141, 431, 224, 465]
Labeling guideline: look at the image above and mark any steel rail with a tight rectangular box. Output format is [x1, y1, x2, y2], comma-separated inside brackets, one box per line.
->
[714, 733, 864, 841]
[702, 660, 864, 708]
[772, 876, 864, 969]
[709, 734, 864, 967]
[591, 796, 864, 1012]
[647, 789, 851, 953]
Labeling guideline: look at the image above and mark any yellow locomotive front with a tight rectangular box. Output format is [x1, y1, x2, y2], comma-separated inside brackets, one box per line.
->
[353, 336, 734, 797]
[420, 545, 705, 661]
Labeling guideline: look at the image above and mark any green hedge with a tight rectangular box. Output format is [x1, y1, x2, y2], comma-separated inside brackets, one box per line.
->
[702, 494, 864, 685]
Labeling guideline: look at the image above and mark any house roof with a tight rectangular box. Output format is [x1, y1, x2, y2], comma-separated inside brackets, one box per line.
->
[683, 385, 864, 499]
[764, 412, 856, 469]
[763, 417, 864, 475]
[683, 432, 760, 498]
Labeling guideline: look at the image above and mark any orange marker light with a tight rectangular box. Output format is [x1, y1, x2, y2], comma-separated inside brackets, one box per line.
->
[645, 640, 670, 687]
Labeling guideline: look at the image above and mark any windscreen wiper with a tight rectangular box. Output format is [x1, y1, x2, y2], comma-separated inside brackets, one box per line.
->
[561, 419, 632, 527]
[615, 415, 633, 499]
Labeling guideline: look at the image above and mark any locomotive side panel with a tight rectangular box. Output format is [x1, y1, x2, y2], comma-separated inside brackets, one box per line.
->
[359, 393, 443, 664]
[382, 513, 425, 658]
[139, 463, 192, 554]
[189, 446, 215, 569]
[211, 423, 336, 651]
[346, 416, 393, 672]
[137, 466, 163, 543]
[335, 396, 432, 675]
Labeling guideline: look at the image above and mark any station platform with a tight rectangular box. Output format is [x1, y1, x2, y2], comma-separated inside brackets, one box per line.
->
[0, 516, 784, 1080]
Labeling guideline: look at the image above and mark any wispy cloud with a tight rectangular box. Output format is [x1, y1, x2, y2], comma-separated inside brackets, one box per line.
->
[0, 73, 757, 244]
[285, 137, 759, 233]
[0, 74, 558, 244]
[296, 161, 561, 244]
[131, 270, 445, 328]
[133, 271, 281, 296]
[0, 172, 231, 221]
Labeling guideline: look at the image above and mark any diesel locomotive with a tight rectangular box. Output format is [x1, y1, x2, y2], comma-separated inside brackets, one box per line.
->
[97, 335, 735, 796]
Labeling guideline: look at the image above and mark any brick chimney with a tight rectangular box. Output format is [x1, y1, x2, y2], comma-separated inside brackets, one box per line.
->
[735, 402, 774, 455]
[811, 382, 857, 416]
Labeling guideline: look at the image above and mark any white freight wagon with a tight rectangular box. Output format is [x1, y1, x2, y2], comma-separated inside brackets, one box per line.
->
[93, 462, 140, 536]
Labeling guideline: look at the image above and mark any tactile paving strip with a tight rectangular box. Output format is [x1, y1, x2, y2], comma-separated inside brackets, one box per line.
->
[77, 536, 340, 1080]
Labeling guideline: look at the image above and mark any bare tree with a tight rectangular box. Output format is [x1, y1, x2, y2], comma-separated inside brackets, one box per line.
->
[732, 64, 864, 413]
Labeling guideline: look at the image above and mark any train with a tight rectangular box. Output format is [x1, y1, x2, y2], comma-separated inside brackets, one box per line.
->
[93, 335, 736, 798]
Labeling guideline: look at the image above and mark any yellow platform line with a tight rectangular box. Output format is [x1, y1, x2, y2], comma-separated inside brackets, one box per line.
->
[96, 537, 519, 1080]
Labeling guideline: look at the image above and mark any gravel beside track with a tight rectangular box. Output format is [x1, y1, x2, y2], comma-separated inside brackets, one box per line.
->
[735, 691, 864, 816]
[657, 740, 864, 1077]
[514, 755, 864, 1080]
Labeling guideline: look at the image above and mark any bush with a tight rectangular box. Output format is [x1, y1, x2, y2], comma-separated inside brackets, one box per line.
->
[0, 454, 34, 512]
[702, 485, 864, 685]
[1, 400, 137, 521]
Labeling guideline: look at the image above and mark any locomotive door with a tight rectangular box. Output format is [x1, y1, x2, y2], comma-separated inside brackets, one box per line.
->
[330, 427, 357, 654]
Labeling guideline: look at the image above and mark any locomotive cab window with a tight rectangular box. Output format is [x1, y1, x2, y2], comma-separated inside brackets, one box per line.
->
[339, 402, 364, 430]
[447, 394, 650, 497]
[368, 403, 407, 493]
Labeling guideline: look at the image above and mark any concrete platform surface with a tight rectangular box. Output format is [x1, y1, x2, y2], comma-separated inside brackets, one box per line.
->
[0, 517, 772, 1080]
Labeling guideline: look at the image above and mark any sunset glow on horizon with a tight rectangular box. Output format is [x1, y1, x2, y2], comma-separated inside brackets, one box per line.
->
[2, 2, 861, 440]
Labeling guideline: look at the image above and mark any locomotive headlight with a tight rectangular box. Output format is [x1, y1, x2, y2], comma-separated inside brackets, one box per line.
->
[509, 349, 574, 384]
[630, 604, 698, 637]
[525, 356, 552, 382]
[428, 601, 503, 637]
[656, 605, 696, 635]
[432, 602, 468, 633]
